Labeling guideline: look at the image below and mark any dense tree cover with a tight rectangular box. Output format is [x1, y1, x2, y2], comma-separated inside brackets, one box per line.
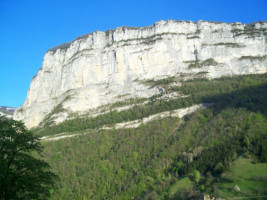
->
[177, 137, 242, 175]
[36, 73, 267, 136]
[170, 107, 267, 177]
[41, 108, 266, 199]
[35, 74, 267, 199]
[251, 134, 267, 162]
[0, 117, 58, 200]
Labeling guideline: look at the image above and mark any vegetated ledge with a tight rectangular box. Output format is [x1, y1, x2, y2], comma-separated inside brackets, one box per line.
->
[231, 24, 267, 37]
[46, 20, 267, 53]
[184, 58, 219, 69]
[104, 32, 178, 48]
[33, 73, 267, 137]
[41, 103, 208, 141]
[46, 20, 196, 53]
[202, 42, 244, 48]
[239, 55, 267, 61]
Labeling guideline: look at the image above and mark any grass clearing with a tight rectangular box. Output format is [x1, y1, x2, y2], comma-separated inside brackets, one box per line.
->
[214, 157, 267, 198]
[169, 177, 194, 196]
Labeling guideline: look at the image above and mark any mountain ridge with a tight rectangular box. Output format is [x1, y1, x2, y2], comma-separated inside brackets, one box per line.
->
[14, 19, 267, 128]
[0, 106, 15, 118]
[47, 20, 267, 53]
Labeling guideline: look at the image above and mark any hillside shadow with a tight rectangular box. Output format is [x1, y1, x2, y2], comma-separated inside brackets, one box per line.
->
[201, 83, 267, 115]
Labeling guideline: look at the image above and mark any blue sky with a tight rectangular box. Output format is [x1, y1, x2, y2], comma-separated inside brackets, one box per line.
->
[1, 0, 267, 108]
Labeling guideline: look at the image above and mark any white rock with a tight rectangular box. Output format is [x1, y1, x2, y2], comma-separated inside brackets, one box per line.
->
[14, 20, 267, 128]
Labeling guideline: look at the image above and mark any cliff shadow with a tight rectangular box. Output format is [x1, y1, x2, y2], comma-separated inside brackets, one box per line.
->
[201, 83, 267, 115]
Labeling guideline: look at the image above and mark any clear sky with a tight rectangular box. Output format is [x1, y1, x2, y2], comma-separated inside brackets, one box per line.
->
[1, 0, 267, 108]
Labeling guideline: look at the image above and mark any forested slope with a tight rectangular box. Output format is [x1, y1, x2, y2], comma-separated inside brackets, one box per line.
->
[37, 74, 267, 199]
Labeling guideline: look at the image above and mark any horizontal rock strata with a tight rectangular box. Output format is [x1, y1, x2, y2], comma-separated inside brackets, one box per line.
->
[14, 20, 267, 128]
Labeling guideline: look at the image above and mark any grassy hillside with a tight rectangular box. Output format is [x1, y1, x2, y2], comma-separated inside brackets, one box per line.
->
[213, 157, 267, 198]
[35, 73, 267, 199]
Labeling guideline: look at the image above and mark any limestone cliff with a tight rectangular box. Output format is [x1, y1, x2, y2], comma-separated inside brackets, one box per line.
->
[14, 20, 267, 128]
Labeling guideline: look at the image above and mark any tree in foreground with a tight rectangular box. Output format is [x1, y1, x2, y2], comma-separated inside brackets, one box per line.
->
[0, 117, 58, 200]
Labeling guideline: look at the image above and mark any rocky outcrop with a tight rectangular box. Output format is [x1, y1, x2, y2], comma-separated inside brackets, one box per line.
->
[14, 20, 267, 128]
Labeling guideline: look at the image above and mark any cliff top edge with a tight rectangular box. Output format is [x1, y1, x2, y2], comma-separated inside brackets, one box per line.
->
[47, 19, 267, 53]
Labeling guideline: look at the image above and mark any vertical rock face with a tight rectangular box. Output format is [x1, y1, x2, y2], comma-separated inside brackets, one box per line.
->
[14, 20, 267, 128]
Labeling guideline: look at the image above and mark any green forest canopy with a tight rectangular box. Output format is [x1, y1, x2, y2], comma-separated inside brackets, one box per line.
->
[35, 73, 267, 199]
